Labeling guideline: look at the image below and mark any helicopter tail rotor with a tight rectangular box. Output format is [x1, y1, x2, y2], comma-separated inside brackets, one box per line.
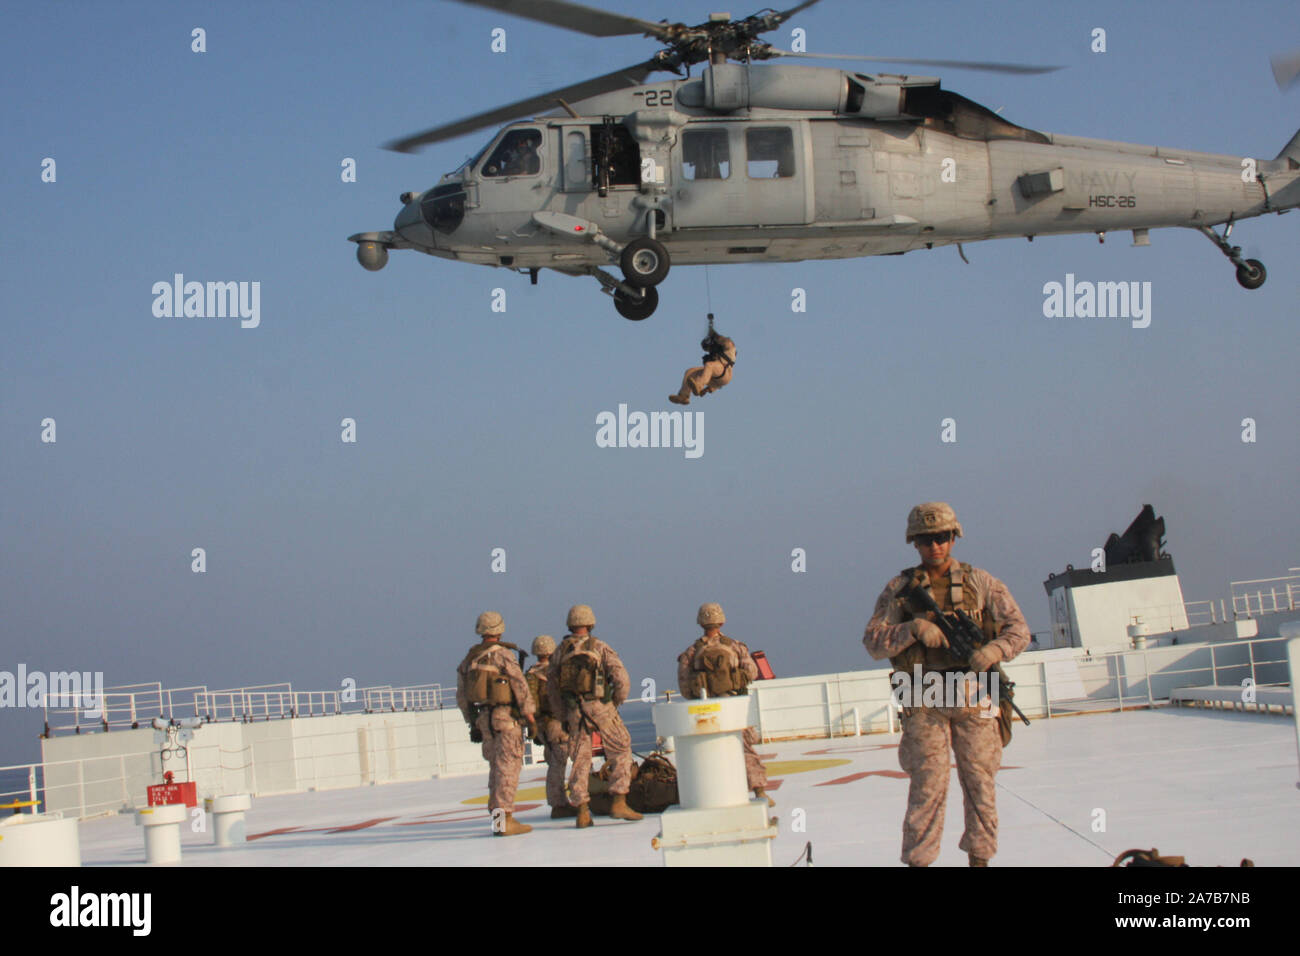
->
[1271, 48, 1300, 91]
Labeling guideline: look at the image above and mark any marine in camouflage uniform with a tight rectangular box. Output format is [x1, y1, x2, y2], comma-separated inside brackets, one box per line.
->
[677, 602, 772, 805]
[525, 634, 574, 818]
[545, 604, 641, 827]
[863, 503, 1030, 867]
[669, 331, 736, 405]
[455, 611, 537, 836]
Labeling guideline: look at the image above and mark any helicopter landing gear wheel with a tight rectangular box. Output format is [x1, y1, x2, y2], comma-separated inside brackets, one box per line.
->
[619, 237, 670, 288]
[613, 285, 658, 320]
[1235, 258, 1266, 290]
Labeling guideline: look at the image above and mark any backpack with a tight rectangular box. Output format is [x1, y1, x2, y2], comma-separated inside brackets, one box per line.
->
[630, 753, 679, 813]
[558, 636, 608, 703]
[526, 667, 552, 720]
[587, 754, 679, 815]
[689, 636, 750, 697]
[463, 645, 517, 707]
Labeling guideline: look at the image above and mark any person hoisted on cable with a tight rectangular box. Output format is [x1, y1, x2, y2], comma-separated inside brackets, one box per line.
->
[669, 314, 736, 405]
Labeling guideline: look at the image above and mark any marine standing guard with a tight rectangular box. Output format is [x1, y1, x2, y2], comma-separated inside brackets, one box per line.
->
[546, 604, 642, 828]
[526, 634, 575, 818]
[863, 503, 1030, 866]
[456, 611, 537, 837]
[677, 602, 772, 805]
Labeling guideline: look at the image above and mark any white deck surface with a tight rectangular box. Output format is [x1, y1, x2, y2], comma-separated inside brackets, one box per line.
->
[74, 708, 1300, 866]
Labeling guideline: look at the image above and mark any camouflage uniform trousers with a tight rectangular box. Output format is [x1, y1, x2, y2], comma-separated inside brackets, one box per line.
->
[897, 703, 1002, 866]
[540, 717, 570, 808]
[743, 726, 768, 791]
[563, 699, 632, 806]
[476, 706, 524, 814]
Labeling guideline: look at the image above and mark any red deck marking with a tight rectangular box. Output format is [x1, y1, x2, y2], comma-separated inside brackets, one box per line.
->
[815, 770, 909, 786]
[248, 826, 305, 841]
[407, 808, 490, 821]
[804, 744, 899, 755]
[815, 765, 1018, 787]
[326, 816, 400, 833]
[757, 753, 778, 760]
[764, 779, 783, 791]
[397, 803, 543, 825]
[396, 814, 482, 826]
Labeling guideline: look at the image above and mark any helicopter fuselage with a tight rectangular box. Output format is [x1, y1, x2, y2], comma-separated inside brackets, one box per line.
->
[353, 63, 1299, 316]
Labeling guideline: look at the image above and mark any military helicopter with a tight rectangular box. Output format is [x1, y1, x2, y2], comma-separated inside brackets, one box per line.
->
[349, 0, 1300, 320]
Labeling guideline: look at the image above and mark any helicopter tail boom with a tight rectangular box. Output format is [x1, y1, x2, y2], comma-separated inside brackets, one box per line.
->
[1275, 127, 1300, 167]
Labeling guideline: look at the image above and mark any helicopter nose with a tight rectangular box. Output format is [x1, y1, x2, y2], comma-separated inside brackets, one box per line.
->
[394, 195, 435, 248]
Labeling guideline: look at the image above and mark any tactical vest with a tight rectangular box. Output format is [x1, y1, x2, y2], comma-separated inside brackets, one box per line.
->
[558, 635, 609, 703]
[889, 562, 998, 674]
[526, 666, 553, 720]
[688, 635, 750, 697]
[461, 642, 518, 708]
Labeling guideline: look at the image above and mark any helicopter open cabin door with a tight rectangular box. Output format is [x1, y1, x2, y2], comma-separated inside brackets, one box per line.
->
[673, 121, 810, 228]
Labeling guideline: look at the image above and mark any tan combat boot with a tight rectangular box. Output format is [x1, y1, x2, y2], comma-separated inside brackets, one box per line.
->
[550, 805, 579, 819]
[968, 854, 989, 867]
[493, 813, 532, 837]
[754, 787, 775, 807]
[609, 794, 643, 821]
[575, 803, 593, 828]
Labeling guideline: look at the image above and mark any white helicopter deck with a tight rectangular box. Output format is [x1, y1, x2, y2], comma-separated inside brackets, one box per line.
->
[71, 706, 1298, 867]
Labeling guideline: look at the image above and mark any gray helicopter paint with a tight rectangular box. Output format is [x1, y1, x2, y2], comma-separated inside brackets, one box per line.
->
[367, 65, 1299, 273]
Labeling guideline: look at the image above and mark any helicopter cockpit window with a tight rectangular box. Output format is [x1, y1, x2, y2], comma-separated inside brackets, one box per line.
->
[482, 129, 542, 177]
[746, 127, 795, 178]
[682, 129, 730, 180]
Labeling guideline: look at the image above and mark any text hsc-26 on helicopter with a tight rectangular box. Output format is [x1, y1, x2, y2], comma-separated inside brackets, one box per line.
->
[348, 0, 1300, 320]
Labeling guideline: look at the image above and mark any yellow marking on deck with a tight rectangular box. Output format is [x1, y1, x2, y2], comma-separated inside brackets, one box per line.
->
[762, 759, 851, 776]
[462, 786, 547, 805]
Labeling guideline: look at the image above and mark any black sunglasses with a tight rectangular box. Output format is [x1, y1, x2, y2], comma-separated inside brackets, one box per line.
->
[914, 532, 953, 546]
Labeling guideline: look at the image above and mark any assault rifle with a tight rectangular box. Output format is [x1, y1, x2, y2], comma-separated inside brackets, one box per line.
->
[903, 584, 1030, 726]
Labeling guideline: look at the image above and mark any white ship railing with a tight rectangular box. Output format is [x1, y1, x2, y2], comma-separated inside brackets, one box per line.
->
[361, 684, 444, 712]
[1231, 574, 1300, 617]
[11, 697, 660, 820]
[43, 680, 449, 735]
[17, 638, 1291, 820]
[748, 634, 1291, 740]
[1129, 599, 1228, 628]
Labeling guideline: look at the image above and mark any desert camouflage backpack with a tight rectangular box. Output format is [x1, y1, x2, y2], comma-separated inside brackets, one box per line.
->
[463, 644, 517, 707]
[690, 636, 750, 697]
[558, 635, 609, 703]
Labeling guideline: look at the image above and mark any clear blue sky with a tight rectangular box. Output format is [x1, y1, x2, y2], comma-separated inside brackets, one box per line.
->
[2, 0, 1297, 765]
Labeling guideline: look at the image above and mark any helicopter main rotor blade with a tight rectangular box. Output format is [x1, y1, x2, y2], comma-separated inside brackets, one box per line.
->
[444, 0, 676, 41]
[384, 60, 660, 153]
[768, 49, 1062, 75]
[1271, 48, 1300, 91]
[767, 1, 823, 27]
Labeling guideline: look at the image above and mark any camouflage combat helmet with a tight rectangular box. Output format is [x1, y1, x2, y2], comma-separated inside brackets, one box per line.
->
[531, 634, 556, 657]
[697, 602, 726, 627]
[905, 502, 964, 543]
[475, 611, 505, 636]
[566, 604, 595, 629]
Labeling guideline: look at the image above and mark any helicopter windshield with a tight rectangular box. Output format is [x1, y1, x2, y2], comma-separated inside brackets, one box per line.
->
[481, 128, 542, 178]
